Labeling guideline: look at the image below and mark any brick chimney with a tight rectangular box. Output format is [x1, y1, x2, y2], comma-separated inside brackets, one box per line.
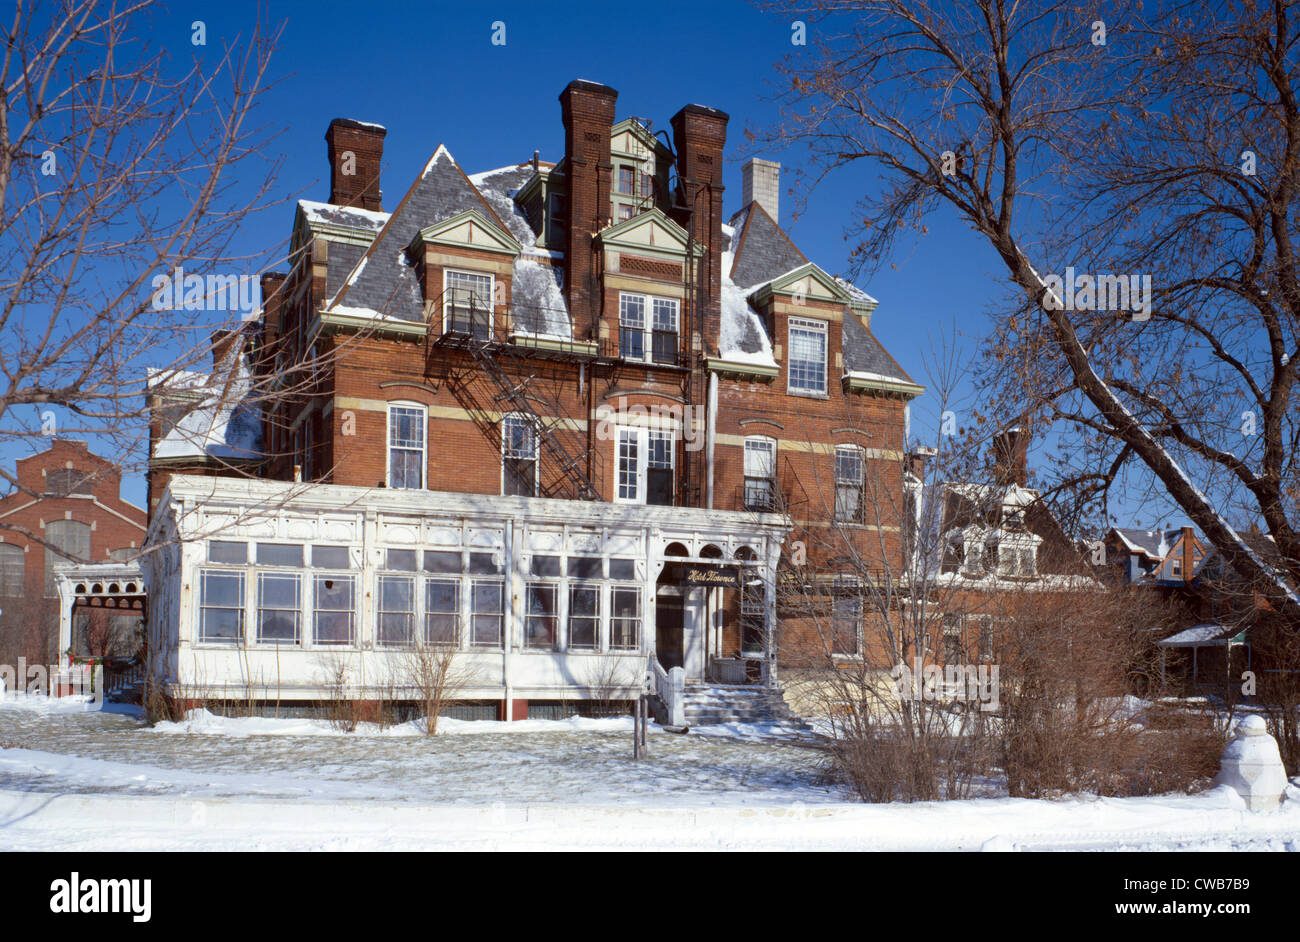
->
[254, 271, 288, 376]
[670, 103, 729, 356]
[1181, 525, 1195, 581]
[742, 158, 780, 222]
[211, 328, 239, 367]
[992, 427, 1029, 486]
[325, 118, 386, 210]
[559, 80, 618, 340]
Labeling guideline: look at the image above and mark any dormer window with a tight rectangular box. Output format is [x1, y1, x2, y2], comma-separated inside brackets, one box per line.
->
[788, 317, 828, 395]
[443, 269, 493, 339]
[548, 192, 566, 242]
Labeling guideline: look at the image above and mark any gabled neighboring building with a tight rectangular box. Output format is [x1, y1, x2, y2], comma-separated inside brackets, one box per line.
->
[0, 440, 147, 665]
[1105, 525, 1207, 587]
[94, 79, 922, 723]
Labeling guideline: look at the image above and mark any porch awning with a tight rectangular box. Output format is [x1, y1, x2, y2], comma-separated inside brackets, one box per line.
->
[1157, 623, 1246, 648]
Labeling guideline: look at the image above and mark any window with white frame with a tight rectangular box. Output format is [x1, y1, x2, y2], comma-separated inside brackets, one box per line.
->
[200, 570, 245, 643]
[313, 574, 355, 645]
[0, 544, 23, 596]
[941, 614, 964, 664]
[388, 404, 426, 489]
[568, 584, 600, 650]
[614, 426, 674, 504]
[502, 414, 538, 497]
[378, 574, 415, 647]
[444, 269, 493, 338]
[610, 587, 641, 650]
[616, 427, 640, 502]
[831, 596, 862, 657]
[743, 437, 777, 510]
[788, 317, 828, 395]
[619, 292, 679, 364]
[470, 579, 504, 647]
[646, 429, 674, 506]
[835, 446, 865, 523]
[524, 583, 558, 650]
[256, 572, 300, 644]
[424, 578, 460, 645]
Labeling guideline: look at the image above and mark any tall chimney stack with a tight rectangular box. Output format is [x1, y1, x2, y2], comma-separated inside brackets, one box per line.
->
[742, 158, 780, 222]
[325, 118, 387, 211]
[558, 80, 619, 340]
[992, 427, 1029, 487]
[670, 103, 729, 356]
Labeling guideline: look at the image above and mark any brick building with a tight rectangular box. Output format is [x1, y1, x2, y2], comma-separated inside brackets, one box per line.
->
[136, 80, 923, 721]
[0, 440, 147, 666]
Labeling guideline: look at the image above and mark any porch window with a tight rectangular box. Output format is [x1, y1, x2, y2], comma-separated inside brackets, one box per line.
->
[567, 556, 603, 579]
[743, 437, 777, 511]
[209, 541, 247, 564]
[424, 578, 460, 646]
[568, 585, 600, 650]
[525, 583, 558, 650]
[258, 543, 303, 567]
[610, 587, 641, 650]
[378, 575, 415, 647]
[199, 569, 245, 643]
[388, 404, 426, 489]
[423, 550, 461, 574]
[502, 414, 538, 497]
[311, 545, 350, 569]
[831, 597, 862, 657]
[256, 572, 300, 644]
[386, 548, 418, 572]
[531, 555, 562, 577]
[835, 446, 865, 523]
[788, 317, 828, 395]
[471, 580, 504, 648]
[444, 269, 493, 339]
[313, 574, 355, 645]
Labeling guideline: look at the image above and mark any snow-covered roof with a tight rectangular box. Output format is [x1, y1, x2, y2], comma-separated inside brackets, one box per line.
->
[718, 222, 775, 366]
[152, 351, 263, 462]
[1157, 623, 1242, 647]
[297, 199, 389, 234]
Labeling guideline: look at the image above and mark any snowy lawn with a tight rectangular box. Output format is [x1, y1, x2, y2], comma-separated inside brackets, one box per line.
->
[2, 696, 1300, 850]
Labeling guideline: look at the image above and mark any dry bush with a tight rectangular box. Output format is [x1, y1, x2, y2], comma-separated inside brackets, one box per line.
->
[398, 642, 474, 735]
[316, 652, 361, 733]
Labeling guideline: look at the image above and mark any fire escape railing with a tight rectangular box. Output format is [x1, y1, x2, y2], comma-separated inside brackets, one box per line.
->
[424, 290, 617, 502]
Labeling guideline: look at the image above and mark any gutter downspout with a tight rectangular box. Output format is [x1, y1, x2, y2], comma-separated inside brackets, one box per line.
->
[705, 372, 717, 509]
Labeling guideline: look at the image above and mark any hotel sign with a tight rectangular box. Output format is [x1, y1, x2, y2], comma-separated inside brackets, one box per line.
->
[672, 563, 741, 589]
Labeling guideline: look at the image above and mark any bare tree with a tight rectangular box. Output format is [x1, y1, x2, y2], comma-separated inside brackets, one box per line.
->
[0, 1, 288, 556]
[756, 0, 1300, 625]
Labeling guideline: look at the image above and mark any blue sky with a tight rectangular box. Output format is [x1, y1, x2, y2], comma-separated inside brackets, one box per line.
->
[18, 0, 1185, 530]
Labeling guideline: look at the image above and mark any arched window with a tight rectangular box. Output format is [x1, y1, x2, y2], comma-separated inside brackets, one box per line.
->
[45, 519, 91, 596]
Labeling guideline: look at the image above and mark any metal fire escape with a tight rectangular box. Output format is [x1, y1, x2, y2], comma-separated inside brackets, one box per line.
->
[424, 290, 616, 502]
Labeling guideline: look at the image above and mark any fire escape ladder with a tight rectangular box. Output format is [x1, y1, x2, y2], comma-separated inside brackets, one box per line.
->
[426, 290, 604, 502]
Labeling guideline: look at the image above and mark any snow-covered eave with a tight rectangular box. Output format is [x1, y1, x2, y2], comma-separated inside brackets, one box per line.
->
[842, 371, 924, 400]
[932, 571, 1103, 592]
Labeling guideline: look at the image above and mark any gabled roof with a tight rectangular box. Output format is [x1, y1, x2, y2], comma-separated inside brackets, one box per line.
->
[327, 145, 507, 323]
[728, 203, 807, 290]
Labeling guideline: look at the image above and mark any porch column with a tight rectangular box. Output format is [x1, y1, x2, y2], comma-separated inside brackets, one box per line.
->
[55, 574, 74, 662]
[763, 539, 780, 686]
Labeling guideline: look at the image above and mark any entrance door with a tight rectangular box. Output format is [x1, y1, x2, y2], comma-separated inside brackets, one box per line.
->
[655, 592, 684, 670]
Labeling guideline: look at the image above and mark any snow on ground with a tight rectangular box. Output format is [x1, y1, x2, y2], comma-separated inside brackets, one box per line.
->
[3, 696, 1300, 850]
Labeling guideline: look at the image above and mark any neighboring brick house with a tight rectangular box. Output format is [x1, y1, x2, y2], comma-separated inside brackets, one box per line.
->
[0, 440, 147, 665]
[137, 79, 922, 721]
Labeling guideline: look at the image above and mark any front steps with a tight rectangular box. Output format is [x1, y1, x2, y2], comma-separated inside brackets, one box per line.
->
[680, 684, 817, 737]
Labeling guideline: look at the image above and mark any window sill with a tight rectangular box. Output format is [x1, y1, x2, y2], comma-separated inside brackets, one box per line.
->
[787, 390, 830, 401]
